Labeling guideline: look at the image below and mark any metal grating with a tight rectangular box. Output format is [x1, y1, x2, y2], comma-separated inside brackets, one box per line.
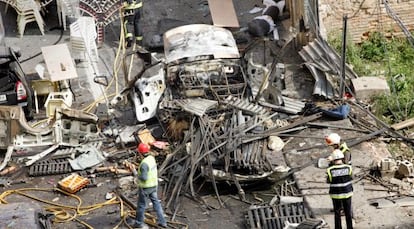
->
[222, 95, 270, 115]
[247, 202, 310, 229]
[29, 158, 73, 176]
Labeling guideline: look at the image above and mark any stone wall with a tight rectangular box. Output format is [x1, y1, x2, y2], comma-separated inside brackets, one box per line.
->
[319, 0, 414, 43]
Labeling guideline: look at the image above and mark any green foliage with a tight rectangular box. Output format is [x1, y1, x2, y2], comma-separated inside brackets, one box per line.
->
[372, 88, 414, 123]
[328, 31, 371, 75]
[360, 32, 387, 61]
[328, 31, 414, 123]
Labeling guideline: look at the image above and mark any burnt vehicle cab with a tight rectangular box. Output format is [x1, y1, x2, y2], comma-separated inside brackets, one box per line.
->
[130, 24, 244, 123]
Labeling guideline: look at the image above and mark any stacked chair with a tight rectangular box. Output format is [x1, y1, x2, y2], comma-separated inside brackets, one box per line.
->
[56, 0, 80, 30]
[15, 0, 45, 37]
[69, 16, 98, 63]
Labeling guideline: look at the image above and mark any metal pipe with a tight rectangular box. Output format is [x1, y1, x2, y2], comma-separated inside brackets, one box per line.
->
[307, 122, 371, 133]
[340, 15, 348, 99]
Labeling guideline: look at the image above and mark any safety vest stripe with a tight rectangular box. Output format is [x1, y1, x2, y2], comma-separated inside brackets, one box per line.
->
[330, 192, 353, 199]
[328, 164, 352, 170]
[329, 181, 352, 187]
[327, 170, 332, 182]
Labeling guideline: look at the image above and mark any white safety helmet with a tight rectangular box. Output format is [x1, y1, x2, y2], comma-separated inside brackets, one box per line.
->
[331, 149, 344, 161]
[325, 133, 341, 145]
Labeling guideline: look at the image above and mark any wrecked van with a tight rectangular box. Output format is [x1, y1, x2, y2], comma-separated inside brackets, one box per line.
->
[131, 24, 246, 123]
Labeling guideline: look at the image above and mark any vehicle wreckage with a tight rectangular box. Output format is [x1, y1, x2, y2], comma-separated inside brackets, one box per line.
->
[109, 24, 304, 205]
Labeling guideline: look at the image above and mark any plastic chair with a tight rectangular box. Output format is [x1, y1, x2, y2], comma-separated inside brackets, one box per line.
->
[69, 16, 98, 62]
[56, 0, 80, 30]
[31, 79, 58, 114]
[15, 0, 45, 37]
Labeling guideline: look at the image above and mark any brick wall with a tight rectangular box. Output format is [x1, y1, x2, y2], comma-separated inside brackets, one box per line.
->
[319, 0, 414, 43]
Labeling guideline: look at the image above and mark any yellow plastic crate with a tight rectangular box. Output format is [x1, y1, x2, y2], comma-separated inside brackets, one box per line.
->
[58, 174, 89, 194]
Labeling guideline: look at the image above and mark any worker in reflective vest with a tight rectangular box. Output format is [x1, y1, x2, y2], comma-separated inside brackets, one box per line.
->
[122, 0, 143, 47]
[127, 143, 167, 228]
[326, 149, 353, 229]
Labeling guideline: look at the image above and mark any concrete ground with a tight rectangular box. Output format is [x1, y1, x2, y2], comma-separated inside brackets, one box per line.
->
[284, 119, 414, 229]
[1, 1, 413, 229]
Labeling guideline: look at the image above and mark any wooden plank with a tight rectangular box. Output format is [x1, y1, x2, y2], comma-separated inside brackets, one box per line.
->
[208, 0, 239, 28]
[391, 117, 414, 130]
[41, 44, 78, 82]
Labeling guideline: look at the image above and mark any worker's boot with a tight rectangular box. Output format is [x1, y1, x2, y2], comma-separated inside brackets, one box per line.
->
[126, 217, 147, 228]
[134, 224, 148, 229]
[126, 37, 133, 48]
[136, 36, 143, 47]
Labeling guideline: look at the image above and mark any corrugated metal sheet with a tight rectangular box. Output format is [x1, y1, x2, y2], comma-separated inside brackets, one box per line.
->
[259, 96, 306, 114]
[176, 98, 218, 117]
[303, 63, 334, 98]
[299, 38, 359, 98]
[282, 96, 306, 113]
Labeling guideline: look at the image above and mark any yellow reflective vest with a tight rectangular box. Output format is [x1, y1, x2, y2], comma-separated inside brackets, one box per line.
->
[138, 155, 158, 188]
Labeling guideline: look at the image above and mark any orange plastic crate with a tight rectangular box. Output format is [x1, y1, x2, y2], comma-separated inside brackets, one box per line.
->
[58, 174, 89, 194]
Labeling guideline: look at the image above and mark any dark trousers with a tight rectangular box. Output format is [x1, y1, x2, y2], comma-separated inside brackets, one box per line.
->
[332, 197, 353, 229]
[125, 8, 142, 38]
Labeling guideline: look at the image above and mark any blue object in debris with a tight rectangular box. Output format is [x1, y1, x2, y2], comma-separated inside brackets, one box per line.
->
[322, 104, 350, 120]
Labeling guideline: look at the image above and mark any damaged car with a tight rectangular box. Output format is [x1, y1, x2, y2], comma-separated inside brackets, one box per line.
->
[129, 24, 244, 123]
